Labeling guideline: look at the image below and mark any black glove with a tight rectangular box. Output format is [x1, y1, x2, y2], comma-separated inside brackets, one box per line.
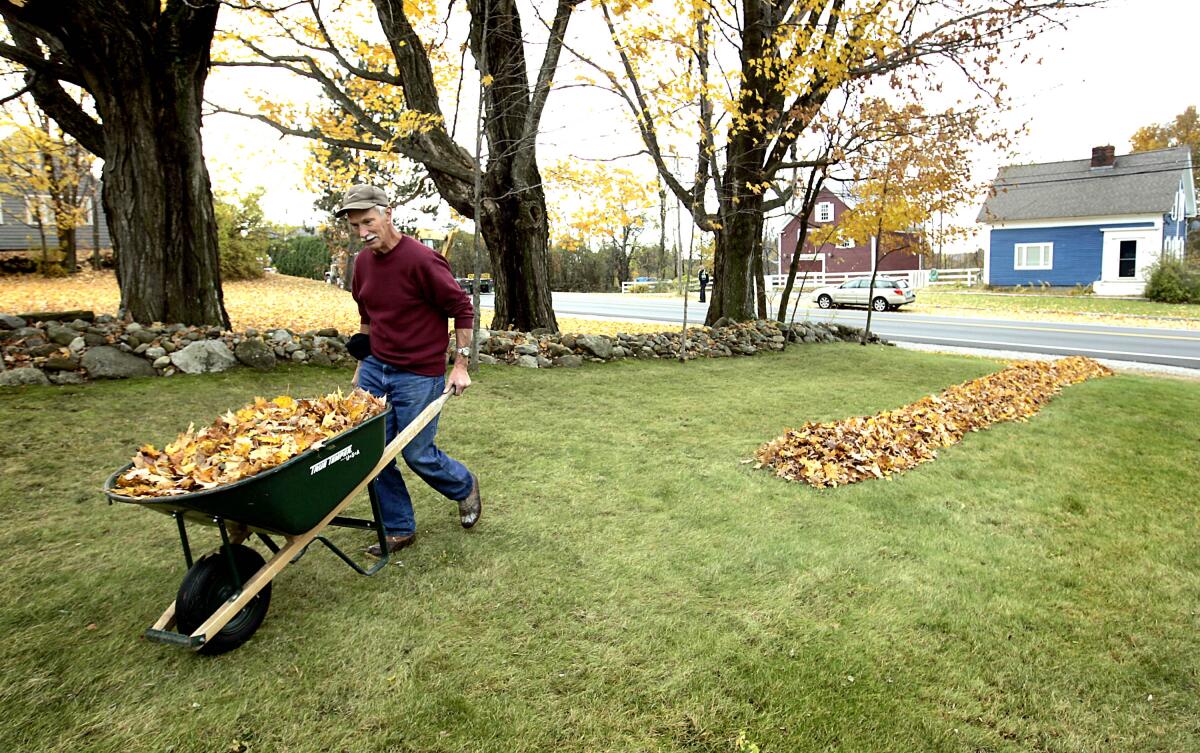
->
[346, 333, 372, 361]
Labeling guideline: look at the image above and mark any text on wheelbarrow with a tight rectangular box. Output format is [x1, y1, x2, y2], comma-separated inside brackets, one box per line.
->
[309, 445, 361, 475]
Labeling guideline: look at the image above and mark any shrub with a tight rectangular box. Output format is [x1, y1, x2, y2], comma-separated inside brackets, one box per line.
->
[1144, 258, 1200, 304]
[215, 191, 269, 281]
[270, 235, 330, 280]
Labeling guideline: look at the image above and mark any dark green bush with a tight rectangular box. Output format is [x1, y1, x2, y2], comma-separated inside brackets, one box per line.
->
[270, 235, 330, 280]
[1144, 258, 1200, 304]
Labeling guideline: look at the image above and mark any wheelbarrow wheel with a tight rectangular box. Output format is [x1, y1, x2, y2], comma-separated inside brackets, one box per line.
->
[175, 544, 272, 655]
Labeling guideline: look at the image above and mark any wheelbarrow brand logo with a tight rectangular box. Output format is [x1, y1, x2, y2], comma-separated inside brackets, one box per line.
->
[309, 445, 360, 475]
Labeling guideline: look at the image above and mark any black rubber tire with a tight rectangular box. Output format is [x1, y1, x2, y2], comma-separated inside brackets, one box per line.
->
[175, 544, 271, 655]
[871, 297, 889, 312]
[817, 294, 833, 309]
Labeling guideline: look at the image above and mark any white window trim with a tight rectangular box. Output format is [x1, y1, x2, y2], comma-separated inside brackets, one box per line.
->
[815, 201, 834, 223]
[1014, 242, 1053, 270]
[836, 237, 854, 249]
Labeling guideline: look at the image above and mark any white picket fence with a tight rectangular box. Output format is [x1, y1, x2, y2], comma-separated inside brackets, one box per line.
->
[621, 267, 980, 293]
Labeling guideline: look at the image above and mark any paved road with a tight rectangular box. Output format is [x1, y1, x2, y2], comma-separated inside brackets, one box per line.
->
[477, 292, 1200, 370]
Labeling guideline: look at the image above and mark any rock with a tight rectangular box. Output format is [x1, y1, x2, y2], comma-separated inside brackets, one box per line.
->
[153, 356, 172, 369]
[234, 338, 276, 371]
[536, 355, 552, 368]
[313, 336, 346, 352]
[69, 319, 90, 331]
[68, 337, 86, 355]
[284, 342, 302, 354]
[48, 326, 78, 346]
[132, 329, 157, 345]
[553, 355, 583, 368]
[145, 346, 166, 360]
[0, 314, 26, 330]
[17, 309, 93, 324]
[10, 326, 41, 340]
[48, 371, 85, 385]
[185, 331, 203, 341]
[43, 355, 80, 371]
[291, 350, 308, 363]
[639, 346, 656, 358]
[560, 333, 577, 350]
[514, 344, 539, 356]
[515, 354, 539, 368]
[530, 327, 554, 336]
[713, 316, 734, 328]
[170, 340, 237, 374]
[316, 327, 339, 337]
[82, 333, 107, 347]
[28, 343, 60, 358]
[611, 346, 627, 359]
[81, 346, 157, 379]
[270, 329, 293, 344]
[310, 351, 332, 367]
[477, 353, 498, 365]
[547, 342, 571, 357]
[134, 343, 150, 355]
[161, 340, 177, 353]
[0, 368, 50, 386]
[489, 337, 514, 354]
[575, 334, 613, 359]
[475, 328, 492, 346]
[244, 327, 259, 338]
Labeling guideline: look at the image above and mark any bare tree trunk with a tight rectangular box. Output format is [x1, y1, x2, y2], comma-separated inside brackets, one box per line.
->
[753, 235, 767, 319]
[91, 184, 101, 270]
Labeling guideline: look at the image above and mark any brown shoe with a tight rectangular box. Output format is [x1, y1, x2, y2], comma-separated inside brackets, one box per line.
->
[365, 533, 415, 557]
[459, 473, 481, 529]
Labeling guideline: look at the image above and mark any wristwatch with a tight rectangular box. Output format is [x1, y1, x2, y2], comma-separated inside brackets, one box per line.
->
[456, 346, 471, 359]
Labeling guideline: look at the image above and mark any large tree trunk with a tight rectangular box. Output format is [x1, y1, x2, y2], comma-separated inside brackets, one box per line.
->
[470, 0, 557, 332]
[707, 198, 764, 323]
[5, 1, 228, 327]
[95, 51, 227, 327]
[476, 170, 556, 331]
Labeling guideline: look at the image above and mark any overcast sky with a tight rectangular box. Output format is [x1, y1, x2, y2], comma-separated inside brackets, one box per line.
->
[202, 0, 1197, 253]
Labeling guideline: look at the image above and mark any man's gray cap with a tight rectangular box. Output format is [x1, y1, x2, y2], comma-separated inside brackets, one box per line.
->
[334, 184, 389, 217]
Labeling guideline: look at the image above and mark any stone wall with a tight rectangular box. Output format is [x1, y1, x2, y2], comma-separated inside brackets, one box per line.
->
[0, 311, 887, 386]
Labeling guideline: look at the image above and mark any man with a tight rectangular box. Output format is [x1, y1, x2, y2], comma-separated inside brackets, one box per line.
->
[697, 268, 710, 303]
[335, 184, 481, 556]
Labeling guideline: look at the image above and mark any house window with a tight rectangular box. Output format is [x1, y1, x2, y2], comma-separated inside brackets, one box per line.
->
[815, 201, 833, 223]
[1014, 242, 1052, 270]
[1118, 239, 1137, 278]
[836, 237, 854, 249]
[25, 195, 93, 226]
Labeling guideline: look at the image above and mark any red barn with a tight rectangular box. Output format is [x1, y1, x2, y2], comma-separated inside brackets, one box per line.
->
[778, 189, 925, 276]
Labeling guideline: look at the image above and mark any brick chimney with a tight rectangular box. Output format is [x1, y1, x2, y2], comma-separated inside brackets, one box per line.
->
[1090, 145, 1116, 168]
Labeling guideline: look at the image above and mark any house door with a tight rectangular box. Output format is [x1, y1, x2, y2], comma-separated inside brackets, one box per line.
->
[1118, 240, 1137, 278]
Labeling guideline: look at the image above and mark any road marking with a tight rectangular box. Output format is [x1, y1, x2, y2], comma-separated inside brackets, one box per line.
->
[870, 333, 1200, 363]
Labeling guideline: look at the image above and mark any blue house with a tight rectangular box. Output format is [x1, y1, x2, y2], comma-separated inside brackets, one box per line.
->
[978, 145, 1194, 295]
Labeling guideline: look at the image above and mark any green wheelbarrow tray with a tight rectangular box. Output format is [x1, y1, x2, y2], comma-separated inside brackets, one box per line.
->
[104, 410, 388, 536]
[103, 390, 453, 654]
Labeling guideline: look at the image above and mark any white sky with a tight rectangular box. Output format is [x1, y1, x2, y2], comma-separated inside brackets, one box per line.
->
[201, 0, 1198, 254]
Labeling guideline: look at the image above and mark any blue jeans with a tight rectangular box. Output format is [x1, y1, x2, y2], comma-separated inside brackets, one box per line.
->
[356, 356, 474, 536]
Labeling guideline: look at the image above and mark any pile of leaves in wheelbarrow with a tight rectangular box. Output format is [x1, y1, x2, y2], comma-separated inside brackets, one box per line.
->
[115, 389, 387, 497]
[755, 356, 1113, 488]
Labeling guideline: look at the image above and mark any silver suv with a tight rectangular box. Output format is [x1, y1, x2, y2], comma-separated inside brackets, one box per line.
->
[812, 278, 916, 312]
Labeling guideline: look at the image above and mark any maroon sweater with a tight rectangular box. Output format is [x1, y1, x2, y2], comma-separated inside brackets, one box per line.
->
[352, 235, 474, 376]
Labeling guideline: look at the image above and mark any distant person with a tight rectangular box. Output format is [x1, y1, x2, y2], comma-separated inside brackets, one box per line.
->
[336, 184, 482, 557]
[697, 268, 710, 302]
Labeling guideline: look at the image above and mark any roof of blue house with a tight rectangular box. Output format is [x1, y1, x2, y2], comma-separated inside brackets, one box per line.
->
[977, 145, 1195, 223]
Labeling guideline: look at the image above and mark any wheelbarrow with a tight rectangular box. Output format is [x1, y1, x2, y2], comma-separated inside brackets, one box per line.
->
[102, 390, 452, 655]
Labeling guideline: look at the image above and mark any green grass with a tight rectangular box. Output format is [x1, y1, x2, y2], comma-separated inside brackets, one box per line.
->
[917, 288, 1200, 322]
[1, 347, 1199, 753]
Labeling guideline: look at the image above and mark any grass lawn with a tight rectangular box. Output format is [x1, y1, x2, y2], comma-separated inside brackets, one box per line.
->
[1, 346, 1198, 752]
